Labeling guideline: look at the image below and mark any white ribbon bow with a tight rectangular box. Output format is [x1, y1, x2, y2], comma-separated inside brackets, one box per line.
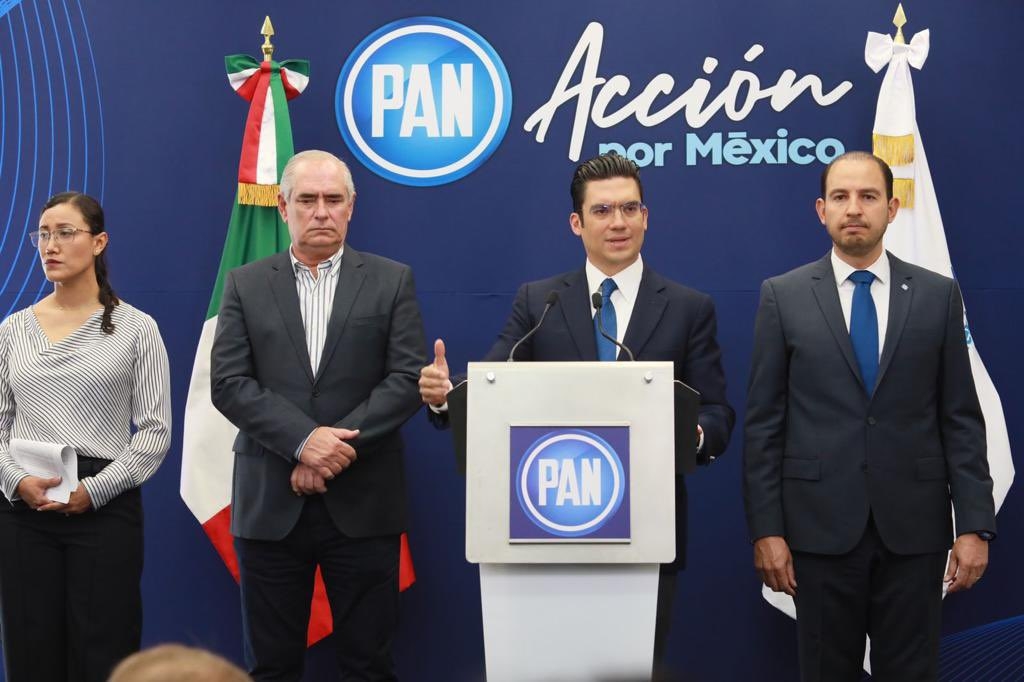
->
[865, 29, 930, 73]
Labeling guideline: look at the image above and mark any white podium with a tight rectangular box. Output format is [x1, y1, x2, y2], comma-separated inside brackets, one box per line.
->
[461, 361, 687, 682]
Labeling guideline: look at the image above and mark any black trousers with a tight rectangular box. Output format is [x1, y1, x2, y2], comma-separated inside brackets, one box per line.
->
[791, 517, 947, 682]
[0, 458, 143, 682]
[235, 495, 400, 682]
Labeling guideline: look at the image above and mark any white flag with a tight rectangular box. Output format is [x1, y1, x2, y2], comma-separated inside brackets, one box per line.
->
[865, 28, 1014, 511]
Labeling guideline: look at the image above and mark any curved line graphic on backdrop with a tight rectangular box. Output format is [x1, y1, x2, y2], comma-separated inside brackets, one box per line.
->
[15, 0, 59, 309]
[0, 0, 105, 318]
[63, 0, 89, 193]
[0, 19, 24, 260]
[0, 18, 23, 261]
[46, 0, 73, 190]
[0, 0, 24, 20]
[0, 8, 40, 312]
[34, 0, 57, 203]
[76, 0, 105, 198]
[0, 29, 6, 183]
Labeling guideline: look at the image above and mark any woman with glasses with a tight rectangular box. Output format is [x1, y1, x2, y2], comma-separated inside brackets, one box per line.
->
[0, 192, 171, 682]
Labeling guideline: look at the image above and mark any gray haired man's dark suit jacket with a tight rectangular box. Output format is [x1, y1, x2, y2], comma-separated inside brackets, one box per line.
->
[211, 247, 427, 541]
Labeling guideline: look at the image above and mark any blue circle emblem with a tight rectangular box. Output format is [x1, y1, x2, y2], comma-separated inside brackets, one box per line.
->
[515, 430, 625, 538]
[335, 17, 512, 186]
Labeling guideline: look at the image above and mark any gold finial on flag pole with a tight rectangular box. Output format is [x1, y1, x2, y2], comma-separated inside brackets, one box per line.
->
[893, 4, 907, 45]
[260, 16, 275, 61]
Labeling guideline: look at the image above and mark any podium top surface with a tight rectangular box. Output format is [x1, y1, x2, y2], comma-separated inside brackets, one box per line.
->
[468, 360, 673, 372]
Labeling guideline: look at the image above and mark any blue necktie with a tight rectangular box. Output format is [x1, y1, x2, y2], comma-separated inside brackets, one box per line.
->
[594, 278, 618, 361]
[848, 270, 878, 394]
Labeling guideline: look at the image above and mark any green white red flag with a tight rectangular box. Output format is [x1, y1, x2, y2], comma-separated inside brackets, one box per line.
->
[181, 44, 414, 648]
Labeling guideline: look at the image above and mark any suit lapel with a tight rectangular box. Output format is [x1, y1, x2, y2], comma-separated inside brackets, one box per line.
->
[809, 254, 862, 387]
[875, 253, 913, 392]
[315, 247, 366, 383]
[268, 252, 315, 384]
[621, 267, 668, 360]
[559, 269, 597, 360]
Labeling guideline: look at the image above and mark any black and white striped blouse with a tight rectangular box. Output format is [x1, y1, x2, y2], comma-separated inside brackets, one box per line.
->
[0, 302, 172, 508]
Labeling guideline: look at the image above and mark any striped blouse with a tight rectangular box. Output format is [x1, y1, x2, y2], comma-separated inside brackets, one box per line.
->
[0, 302, 172, 508]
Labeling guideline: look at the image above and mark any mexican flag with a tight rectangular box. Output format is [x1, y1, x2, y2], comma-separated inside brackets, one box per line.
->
[180, 44, 414, 647]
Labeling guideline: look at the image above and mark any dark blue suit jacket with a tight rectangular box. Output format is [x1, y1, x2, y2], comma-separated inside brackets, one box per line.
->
[438, 265, 735, 570]
[743, 252, 995, 555]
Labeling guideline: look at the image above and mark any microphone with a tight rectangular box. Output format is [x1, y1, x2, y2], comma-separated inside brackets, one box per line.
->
[507, 291, 559, 362]
[592, 292, 635, 361]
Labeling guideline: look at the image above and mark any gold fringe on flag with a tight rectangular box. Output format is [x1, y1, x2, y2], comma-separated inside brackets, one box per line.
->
[872, 133, 915, 167]
[237, 182, 280, 207]
[893, 177, 915, 209]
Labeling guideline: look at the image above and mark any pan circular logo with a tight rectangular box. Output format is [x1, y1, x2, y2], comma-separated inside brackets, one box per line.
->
[336, 17, 512, 186]
[515, 429, 625, 538]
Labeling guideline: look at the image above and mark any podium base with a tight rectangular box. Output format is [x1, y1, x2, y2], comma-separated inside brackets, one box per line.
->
[479, 563, 659, 681]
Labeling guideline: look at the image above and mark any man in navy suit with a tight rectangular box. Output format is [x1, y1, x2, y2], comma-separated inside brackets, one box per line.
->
[419, 152, 735, 662]
[743, 151, 995, 681]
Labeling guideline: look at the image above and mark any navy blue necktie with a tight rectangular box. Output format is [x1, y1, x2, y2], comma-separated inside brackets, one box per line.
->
[848, 270, 878, 394]
[594, 278, 618, 361]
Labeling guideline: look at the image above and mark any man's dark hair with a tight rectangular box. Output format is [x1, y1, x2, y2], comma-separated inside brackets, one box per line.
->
[570, 152, 644, 214]
[820, 151, 894, 201]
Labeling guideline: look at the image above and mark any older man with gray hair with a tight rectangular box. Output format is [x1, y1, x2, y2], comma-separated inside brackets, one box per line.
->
[212, 150, 427, 681]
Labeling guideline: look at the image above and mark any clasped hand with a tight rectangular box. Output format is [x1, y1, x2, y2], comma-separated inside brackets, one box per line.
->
[293, 426, 359, 495]
[16, 476, 92, 514]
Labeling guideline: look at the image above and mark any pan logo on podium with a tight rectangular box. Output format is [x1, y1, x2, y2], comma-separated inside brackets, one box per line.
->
[336, 16, 512, 186]
[510, 427, 630, 541]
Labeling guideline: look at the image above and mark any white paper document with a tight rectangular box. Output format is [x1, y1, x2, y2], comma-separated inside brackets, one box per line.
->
[9, 438, 79, 504]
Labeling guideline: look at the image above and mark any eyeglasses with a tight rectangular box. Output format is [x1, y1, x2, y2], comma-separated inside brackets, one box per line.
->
[28, 227, 92, 247]
[586, 201, 646, 221]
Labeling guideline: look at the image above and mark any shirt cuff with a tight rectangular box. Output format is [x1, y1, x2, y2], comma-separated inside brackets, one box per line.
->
[294, 429, 317, 461]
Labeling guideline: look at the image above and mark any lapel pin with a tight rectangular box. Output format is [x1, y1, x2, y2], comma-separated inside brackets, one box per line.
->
[901, 283, 909, 291]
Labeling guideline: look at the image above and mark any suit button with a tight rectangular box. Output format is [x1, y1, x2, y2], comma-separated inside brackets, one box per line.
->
[867, 417, 877, 426]
[861, 461, 868, 471]
[312, 389, 320, 397]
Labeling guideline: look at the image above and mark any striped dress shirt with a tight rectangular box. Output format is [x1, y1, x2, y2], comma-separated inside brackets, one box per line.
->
[289, 246, 343, 377]
[0, 303, 172, 508]
[290, 247, 344, 458]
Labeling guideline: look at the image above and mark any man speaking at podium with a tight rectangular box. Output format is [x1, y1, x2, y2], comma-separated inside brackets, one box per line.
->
[419, 152, 735, 662]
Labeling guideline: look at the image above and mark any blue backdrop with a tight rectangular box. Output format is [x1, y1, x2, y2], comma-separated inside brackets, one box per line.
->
[1, 1, 1021, 679]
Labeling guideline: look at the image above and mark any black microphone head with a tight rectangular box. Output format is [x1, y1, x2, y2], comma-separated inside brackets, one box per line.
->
[591, 292, 602, 309]
[545, 290, 559, 307]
